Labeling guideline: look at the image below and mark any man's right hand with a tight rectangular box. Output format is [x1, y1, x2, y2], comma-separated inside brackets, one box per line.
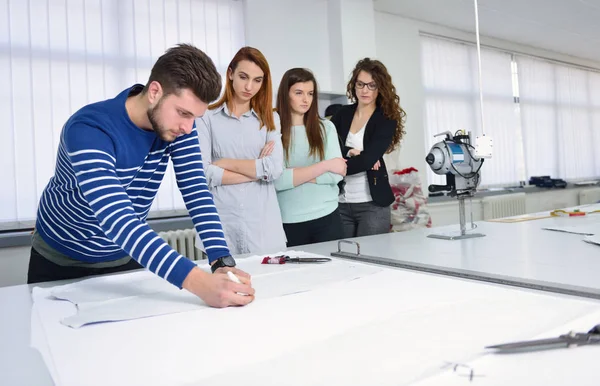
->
[182, 267, 255, 308]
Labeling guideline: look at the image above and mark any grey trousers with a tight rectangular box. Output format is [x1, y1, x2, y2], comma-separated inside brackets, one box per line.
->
[339, 201, 391, 238]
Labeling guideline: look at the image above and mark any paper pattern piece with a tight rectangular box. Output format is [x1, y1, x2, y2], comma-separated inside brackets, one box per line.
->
[542, 225, 600, 235]
[542, 218, 600, 236]
[584, 234, 600, 246]
[40, 251, 382, 328]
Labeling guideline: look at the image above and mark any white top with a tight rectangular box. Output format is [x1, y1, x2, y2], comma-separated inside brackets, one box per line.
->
[339, 124, 372, 203]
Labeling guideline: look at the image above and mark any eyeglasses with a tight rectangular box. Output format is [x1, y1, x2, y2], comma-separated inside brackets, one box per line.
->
[355, 81, 377, 91]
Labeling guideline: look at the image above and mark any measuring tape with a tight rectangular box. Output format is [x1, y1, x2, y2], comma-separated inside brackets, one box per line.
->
[550, 209, 600, 217]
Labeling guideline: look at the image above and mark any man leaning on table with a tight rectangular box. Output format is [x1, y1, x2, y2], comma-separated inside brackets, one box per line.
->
[28, 44, 254, 308]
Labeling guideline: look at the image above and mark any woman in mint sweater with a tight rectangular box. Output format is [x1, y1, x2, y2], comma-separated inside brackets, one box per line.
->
[274, 68, 347, 247]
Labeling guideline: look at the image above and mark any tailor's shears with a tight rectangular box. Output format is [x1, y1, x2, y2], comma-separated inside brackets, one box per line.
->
[486, 324, 600, 352]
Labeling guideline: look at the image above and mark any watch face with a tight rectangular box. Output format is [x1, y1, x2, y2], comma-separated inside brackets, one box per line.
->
[222, 255, 236, 266]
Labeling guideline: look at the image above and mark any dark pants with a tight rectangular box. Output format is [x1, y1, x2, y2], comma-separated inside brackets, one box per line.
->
[27, 247, 143, 285]
[283, 208, 343, 247]
[339, 201, 391, 238]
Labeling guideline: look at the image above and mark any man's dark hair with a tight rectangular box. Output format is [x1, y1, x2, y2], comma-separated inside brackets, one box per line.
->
[144, 43, 221, 103]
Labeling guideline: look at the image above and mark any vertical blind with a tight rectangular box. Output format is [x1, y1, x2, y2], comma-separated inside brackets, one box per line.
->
[517, 56, 600, 180]
[421, 34, 600, 189]
[421, 35, 523, 188]
[0, 0, 245, 224]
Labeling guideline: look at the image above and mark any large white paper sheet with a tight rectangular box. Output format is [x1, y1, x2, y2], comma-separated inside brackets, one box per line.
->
[30, 251, 600, 386]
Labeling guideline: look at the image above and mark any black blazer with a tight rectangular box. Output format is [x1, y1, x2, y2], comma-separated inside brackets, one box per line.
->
[331, 103, 396, 207]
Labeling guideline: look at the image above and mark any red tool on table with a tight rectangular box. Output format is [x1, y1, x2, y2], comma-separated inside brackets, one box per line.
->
[261, 255, 332, 264]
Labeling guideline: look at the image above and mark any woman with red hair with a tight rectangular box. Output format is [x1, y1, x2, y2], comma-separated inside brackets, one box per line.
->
[195, 47, 286, 255]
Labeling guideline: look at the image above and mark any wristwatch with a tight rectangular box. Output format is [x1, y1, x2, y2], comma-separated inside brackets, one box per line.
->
[210, 255, 236, 273]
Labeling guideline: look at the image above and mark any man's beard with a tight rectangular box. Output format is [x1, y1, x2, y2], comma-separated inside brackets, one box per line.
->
[147, 99, 173, 141]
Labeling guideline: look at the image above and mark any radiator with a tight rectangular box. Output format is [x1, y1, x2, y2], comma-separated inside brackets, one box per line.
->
[482, 192, 527, 220]
[579, 188, 600, 205]
[158, 229, 205, 261]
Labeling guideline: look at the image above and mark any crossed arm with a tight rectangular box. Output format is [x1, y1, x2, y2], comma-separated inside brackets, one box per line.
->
[197, 115, 284, 186]
[274, 120, 346, 192]
[212, 140, 275, 182]
[331, 114, 395, 175]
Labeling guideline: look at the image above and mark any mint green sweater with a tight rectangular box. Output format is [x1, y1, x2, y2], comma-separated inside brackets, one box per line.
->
[275, 120, 343, 223]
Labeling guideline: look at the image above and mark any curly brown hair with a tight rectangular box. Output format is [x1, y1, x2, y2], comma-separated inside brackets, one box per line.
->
[346, 58, 406, 153]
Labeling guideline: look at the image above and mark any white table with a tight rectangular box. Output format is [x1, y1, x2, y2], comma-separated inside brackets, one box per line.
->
[298, 208, 600, 299]
[2, 206, 600, 385]
[2, 258, 600, 385]
[1, 284, 55, 385]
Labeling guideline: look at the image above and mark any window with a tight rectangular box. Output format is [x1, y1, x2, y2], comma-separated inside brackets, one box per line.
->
[0, 0, 245, 225]
[516, 56, 600, 180]
[421, 34, 600, 189]
[421, 35, 523, 188]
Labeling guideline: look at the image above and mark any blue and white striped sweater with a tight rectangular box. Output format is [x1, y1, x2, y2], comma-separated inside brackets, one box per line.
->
[36, 85, 230, 288]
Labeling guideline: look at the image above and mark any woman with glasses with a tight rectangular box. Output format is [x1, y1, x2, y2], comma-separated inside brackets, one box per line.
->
[331, 58, 407, 238]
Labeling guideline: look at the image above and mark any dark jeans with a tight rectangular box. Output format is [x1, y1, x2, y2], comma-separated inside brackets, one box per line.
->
[283, 208, 343, 247]
[27, 247, 143, 284]
[339, 201, 391, 238]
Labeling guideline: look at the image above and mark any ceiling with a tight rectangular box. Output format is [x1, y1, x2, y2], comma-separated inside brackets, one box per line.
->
[374, 0, 600, 64]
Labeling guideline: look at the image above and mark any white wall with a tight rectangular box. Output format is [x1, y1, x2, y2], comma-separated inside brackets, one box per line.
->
[243, 0, 378, 115]
[244, 0, 335, 93]
[374, 12, 427, 183]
